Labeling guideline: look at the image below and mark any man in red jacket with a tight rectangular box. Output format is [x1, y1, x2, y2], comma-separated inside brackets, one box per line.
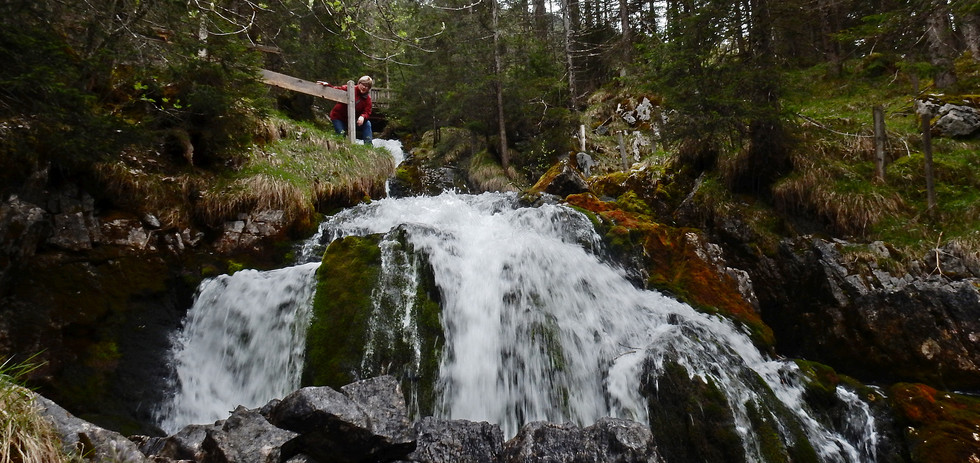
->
[316, 75, 374, 146]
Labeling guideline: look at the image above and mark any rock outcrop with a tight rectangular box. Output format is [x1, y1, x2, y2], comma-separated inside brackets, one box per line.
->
[32, 375, 668, 463]
[748, 236, 980, 389]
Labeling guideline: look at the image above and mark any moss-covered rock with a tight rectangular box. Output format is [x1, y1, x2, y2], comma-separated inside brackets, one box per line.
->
[566, 192, 774, 348]
[303, 235, 383, 388]
[2, 249, 187, 435]
[890, 382, 980, 463]
[643, 361, 747, 463]
[302, 230, 445, 416]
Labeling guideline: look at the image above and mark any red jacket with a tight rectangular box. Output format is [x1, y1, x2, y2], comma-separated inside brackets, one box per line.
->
[328, 84, 372, 122]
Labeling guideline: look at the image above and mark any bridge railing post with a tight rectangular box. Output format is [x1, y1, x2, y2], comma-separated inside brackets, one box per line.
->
[347, 80, 356, 144]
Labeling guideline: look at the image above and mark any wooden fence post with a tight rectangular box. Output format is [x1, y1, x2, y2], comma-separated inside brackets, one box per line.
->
[921, 111, 937, 213]
[346, 80, 356, 144]
[873, 105, 886, 183]
[618, 131, 629, 171]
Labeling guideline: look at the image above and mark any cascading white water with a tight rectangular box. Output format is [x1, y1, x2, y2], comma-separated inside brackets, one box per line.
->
[156, 138, 879, 461]
[156, 139, 404, 432]
[320, 192, 879, 462]
[155, 263, 319, 433]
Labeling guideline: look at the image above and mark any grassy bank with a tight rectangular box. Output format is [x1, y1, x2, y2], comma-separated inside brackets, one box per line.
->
[94, 113, 395, 234]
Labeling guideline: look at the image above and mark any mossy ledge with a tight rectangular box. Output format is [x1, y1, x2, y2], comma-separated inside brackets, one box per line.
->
[565, 192, 774, 349]
[890, 382, 980, 462]
[303, 235, 383, 388]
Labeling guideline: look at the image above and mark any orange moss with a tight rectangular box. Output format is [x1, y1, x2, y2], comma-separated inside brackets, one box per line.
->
[890, 383, 980, 463]
[567, 193, 774, 348]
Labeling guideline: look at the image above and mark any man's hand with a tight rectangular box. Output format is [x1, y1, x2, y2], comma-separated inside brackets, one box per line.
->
[357, 116, 365, 126]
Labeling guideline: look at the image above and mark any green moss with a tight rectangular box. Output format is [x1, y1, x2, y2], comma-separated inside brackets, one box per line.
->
[795, 360, 842, 408]
[615, 190, 653, 216]
[303, 235, 383, 388]
[566, 193, 775, 349]
[226, 260, 245, 274]
[644, 362, 747, 463]
[890, 383, 980, 463]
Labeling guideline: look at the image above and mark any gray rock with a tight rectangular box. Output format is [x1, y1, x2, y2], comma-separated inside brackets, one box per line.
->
[581, 418, 661, 463]
[0, 195, 49, 285]
[502, 419, 660, 463]
[537, 158, 589, 198]
[410, 417, 504, 463]
[340, 375, 414, 446]
[575, 152, 596, 177]
[270, 378, 415, 463]
[753, 236, 980, 388]
[33, 392, 149, 462]
[201, 406, 297, 463]
[135, 423, 218, 461]
[934, 103, 980, 137]
[503, 421, 585, 462]
[49, 211, 94, 250]
[269, 386, 370, 434]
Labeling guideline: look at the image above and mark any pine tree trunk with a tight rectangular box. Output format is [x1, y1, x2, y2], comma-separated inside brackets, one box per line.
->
[961, 11, 980, 60]
[925, 0, 957, 89]
[563, 0, 579, 108]
[817, 0, 842, 77]
[492, 0, 510, 170]
[534, 0, 548, 39]
[619, 0, 631, 58]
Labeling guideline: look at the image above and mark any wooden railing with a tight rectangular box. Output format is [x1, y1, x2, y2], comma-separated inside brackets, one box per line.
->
[259, 69, 357, 143]
[370, 87, 393, 109]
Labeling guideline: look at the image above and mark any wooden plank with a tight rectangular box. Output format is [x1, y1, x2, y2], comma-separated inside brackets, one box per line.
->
[261, 70, 355, 143]
[347, 83, 356, 144]
[260, 69, 347, 103]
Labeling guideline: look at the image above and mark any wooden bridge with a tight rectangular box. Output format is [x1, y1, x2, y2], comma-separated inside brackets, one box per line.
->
[260, 69, 391, 143]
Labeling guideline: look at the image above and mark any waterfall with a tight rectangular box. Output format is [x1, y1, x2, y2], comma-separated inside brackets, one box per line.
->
[155, 263, 319, 433]
[156, 136, 879, 460]
[319, 192, 879, 462]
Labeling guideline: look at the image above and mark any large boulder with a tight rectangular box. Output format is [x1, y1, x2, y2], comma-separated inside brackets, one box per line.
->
[410, 417, 505, 462]
[528, 158, 589, 198]
[915, 96, 980, 138]
[201, 406, 298, 463]
[34, 392, 149, 463]
[133, 422, 217, 461]
[502, 419, 662, 463]
[269, 376, 416, 462]
[748, 236, 980, 389]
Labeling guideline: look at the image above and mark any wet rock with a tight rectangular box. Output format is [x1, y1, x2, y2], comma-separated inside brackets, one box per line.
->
[201, 406, 297, 463]
[410, 417, 504, 462]
[340, 375, 414, 448]
[34, 392, 149, 462]
[502, 419, 662, 463]
[751, 236, 980, 389]
[214, 209, 289, 253]
[133, 423, 217, 461]
[528, 158, 589, 198]
[581, 418, 662, 462]
[269, 376, 416, 462]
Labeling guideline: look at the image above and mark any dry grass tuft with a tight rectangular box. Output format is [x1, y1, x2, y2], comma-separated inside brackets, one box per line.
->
[467, 150, 522, 193]
[93, 159, 197, 229]
[1, 359, 76, 463]
[194, 174, 311, 227]
[773, 163, 905, 237]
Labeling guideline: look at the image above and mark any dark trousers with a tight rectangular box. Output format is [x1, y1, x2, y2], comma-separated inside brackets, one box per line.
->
[332, 119, 373, 146]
